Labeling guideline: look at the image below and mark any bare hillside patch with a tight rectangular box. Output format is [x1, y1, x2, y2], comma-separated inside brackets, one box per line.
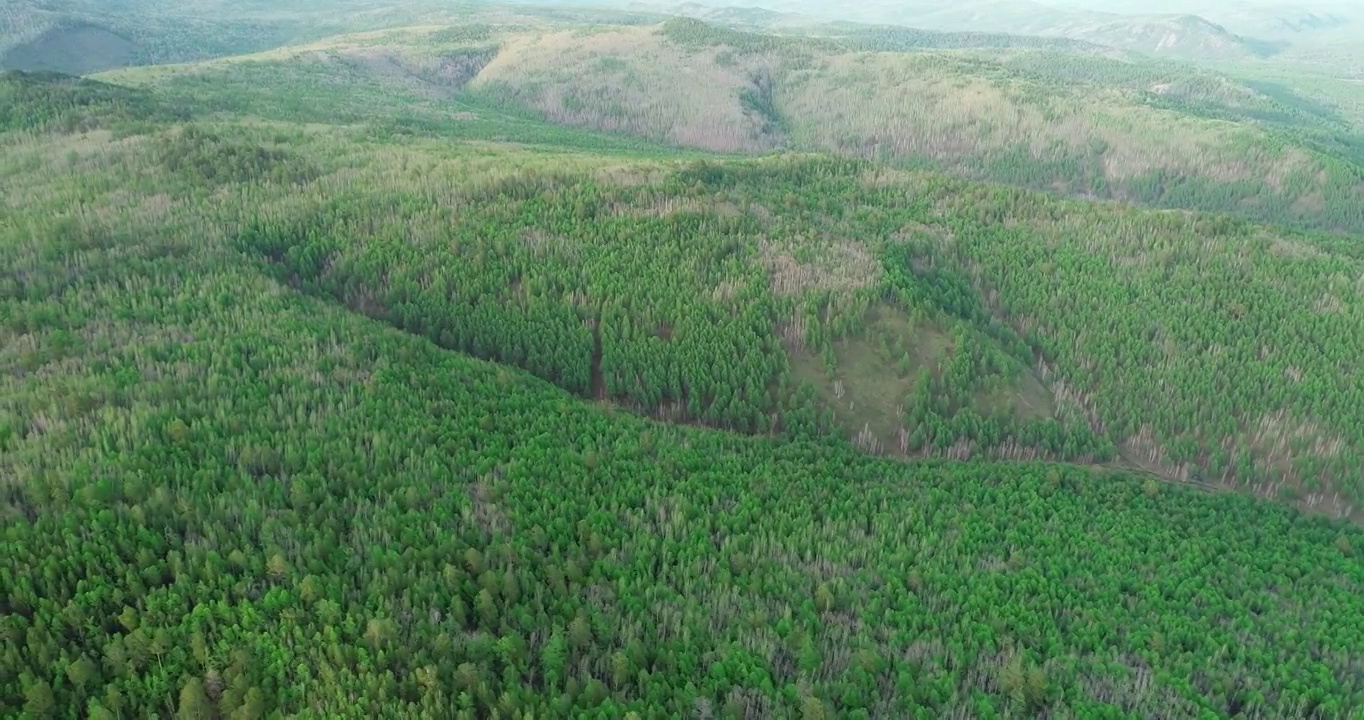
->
[471, 26, 784, 152]
[784, 53, 1039, 159]
[778, 51, 1296, 190]
[331, 45, 495, 98]
[760, 237, 880, 297]
[788, 308, 939, 453]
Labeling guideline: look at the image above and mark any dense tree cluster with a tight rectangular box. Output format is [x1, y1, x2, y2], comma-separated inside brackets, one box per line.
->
[220, 153, 1124, 468]
[0, 71, 187, 134]
[10, 72, 1364, 509]
[658, 17, 830, 56]
[4, 187, 1363, 716]
[5, 53, 1364, 719]
[235, 181, 789, 434]
[908, 176, 1364, 510]
[158, 126, 319, 189]
[217, 142, 1364, 512]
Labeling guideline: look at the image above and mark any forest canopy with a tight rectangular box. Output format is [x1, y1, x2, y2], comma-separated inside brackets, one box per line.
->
[5, 6, 1364, 718]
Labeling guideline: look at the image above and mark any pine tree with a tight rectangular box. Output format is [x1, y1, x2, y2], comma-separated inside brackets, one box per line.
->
[178, 677, 213, 720]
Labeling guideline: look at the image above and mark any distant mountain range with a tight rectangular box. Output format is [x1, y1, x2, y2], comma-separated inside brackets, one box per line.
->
[632, 0, 1362, 63]
[6, 0, 1364, 74]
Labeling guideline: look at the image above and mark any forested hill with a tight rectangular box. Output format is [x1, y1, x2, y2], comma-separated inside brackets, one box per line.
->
[18, 64, 1364, 518]
[92, 19, 1364, 237]
[4, 10, 1364, 720]
[3, 105, 1363, 717]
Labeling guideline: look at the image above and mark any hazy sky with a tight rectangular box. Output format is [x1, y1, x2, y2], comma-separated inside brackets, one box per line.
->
[672, 0, 1362, 38]
[1044, 0, 1360, 13]
[699, 0, 1362, 18]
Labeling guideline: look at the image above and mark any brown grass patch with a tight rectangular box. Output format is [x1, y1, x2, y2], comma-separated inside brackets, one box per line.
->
[611, 196, 709, 218]
[468, 475, 509, 535]
[1266, 234, 1326, 260]
[759, 238, 880, 297]
[1251, 410, 1344, 463]
[594, 164, 667, 187]
[472, 26, 783, 152]
[1314, 293, 1345, 314]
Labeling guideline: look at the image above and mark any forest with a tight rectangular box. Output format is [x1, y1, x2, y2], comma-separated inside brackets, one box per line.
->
[5, 7, 1364, 720]
[209, 145, 1364, 517]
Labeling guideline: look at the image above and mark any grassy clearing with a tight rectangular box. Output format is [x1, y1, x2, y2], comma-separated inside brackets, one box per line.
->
[789, 302, 1058, 454]
[471, 25, 790, 152]
[976, 369, 1056, 421]
[788, 306, 943, 449]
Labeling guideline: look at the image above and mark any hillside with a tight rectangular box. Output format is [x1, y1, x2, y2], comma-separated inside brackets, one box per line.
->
[8, 4, 1364, 717]
[1032, 14, 1279, 61]
[0, 0, 667, 75]
[15, 48, 1364, 514]
[8, 0, 1363, 77]
[54, 23, 1364, 518]
[0, 1, 310, 74]
[3, 67, 1364, 718]
[95, 20, 1364, 236]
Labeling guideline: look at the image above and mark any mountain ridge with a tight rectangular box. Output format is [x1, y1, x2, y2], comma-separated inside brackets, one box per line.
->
[649, 0, 1317, 61]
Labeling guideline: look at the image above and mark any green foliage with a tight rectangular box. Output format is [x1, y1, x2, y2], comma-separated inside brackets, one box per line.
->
[3, 215, 1363, 715]
[233, 172, 788, 434]
[834, 24, 1104, 53]
[426, 24, 494, 44]
[738, 69, 787, 137]
[157, 126, 319, 188]
[8, 83, 1353, 506]
[659, 17, 824, 55]
[0, 70, 188, 134]
[6, 30, 1364, 719]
